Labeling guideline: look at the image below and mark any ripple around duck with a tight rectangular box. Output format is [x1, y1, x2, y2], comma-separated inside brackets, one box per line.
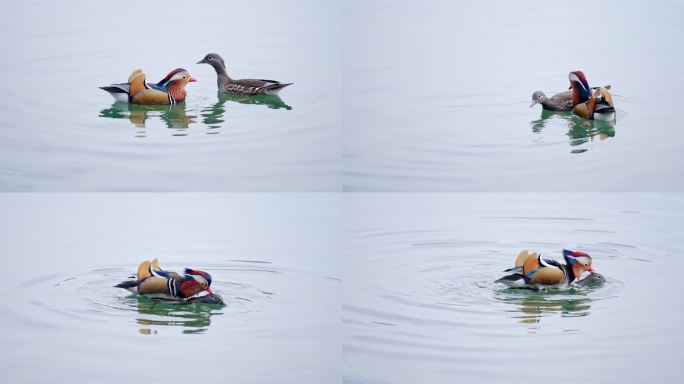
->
[344, 229, 630, 380]
[15, 260, 318, 335]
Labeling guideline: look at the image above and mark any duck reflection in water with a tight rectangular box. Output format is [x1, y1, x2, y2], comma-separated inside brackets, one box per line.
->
[531, 110, 615, 152]
[498, 273, 605, 329]
[128, 294, 225, 335]
[201, 92, 292, 128]
[99, 101, 197, 130]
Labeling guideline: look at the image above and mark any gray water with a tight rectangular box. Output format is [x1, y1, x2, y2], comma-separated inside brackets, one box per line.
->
[344, 194, 684, 383]
[343, 0, 684, 191]
[0, 194, 340, 383]
[0, 0, 340, 191]
[1, 1, 683, 383]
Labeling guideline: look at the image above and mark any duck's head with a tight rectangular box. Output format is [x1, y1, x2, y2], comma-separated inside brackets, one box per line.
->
[530, 91, 548, 107]
[569, 71, 592, 105]
[157, 68, 197, 89]
[197, 53, 226, 69]
[184, 268, 213, 293]
[563, 249, 593, 281]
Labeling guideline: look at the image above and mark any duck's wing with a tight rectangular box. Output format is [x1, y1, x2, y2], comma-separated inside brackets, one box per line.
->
[127, 69, 172, 105]
[528, 266, 565, 284]
[100, 83, 130, 94]
[496, 273, 526, 287]
[226, 78, 293, 95]
[137, 276, 174, 295]
[593, 87, 615, 107]
[525, 255, 566, 284]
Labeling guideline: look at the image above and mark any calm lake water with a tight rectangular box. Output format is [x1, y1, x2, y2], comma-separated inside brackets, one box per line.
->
[343, 0, 684, 191]
[0, 194, 341, 384]
[344, 194, 684, 383]
[0, 0, 340, 191]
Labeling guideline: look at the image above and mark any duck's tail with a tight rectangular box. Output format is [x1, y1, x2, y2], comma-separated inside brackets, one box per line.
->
[128, 69, 147, 97]
[263, 82, 293, 95]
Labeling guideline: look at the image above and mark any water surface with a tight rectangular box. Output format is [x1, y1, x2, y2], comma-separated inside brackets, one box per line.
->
[344, 193, 684, 383]
[0, 194, 341, 383]
[343, 0, 684, 191]
[0, 0, 340, 191]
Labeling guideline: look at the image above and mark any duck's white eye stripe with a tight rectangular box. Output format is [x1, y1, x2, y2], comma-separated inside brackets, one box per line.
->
[191, 275, 208, 285]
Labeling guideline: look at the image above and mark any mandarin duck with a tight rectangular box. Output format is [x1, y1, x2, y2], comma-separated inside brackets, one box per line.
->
[116, 258, 223, 304]
[197, 53, 292, 95]
[531, 85, 611, 112]
[568, 71, 616, 121]
[100, 68, 196, 105]
[496, 249, 596, 288]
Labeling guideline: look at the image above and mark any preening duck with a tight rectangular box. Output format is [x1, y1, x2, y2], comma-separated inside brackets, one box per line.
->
[497, 249, 596, 288]
[115, 258, 223, 304]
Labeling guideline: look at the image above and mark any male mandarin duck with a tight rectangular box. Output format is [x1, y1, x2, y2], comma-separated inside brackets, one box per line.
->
[531, 85, 611, 112]
[100, 68, 196, 105]
[115, 258, 223, 304]
[197, 53, 292, 95]
[496, 249, 595, 288]
[568, 70, 616, 121]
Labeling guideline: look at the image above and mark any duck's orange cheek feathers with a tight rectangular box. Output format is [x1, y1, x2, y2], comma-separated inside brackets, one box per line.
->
[573, 264, 589, 280]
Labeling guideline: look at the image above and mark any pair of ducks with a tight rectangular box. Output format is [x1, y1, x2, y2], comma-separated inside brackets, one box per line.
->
[100, 53, 292, 105]
[497, 249, 603, 288]
[531, 71, 616, 121]
[116, 259, 225, 305]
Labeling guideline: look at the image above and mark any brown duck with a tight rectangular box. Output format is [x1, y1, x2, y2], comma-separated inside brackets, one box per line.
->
[531, 85, 611, 112]
[197, 53, 292, 95]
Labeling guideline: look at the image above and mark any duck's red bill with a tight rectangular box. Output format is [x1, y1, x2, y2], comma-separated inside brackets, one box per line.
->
[206, 287, 213, 293]
[189, 77, 197, 82]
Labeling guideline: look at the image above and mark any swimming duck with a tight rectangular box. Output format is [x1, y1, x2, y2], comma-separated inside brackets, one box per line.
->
[531, 85, 611, 112]
[197, 53, 292, 95]
[100, 68, 196, 105]
[569, 71, 616, 121]
[496, 249, 595, 288]
[115, 258, 220, 302]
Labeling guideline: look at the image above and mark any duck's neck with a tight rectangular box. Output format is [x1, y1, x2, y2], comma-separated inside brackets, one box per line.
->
[179, 279, 202, 298]
[563, 264, 577, 284]
[210, 61, 230, 78]
[167, 83, 187, 102]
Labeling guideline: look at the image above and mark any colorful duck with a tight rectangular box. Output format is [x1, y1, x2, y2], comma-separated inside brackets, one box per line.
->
[568, 71, 616, 121]
[531, 85, 611, 112]
[115, 259, 221, 303]
[197, 53, 292, 95]
[497, 249, 595, 288]
[100, 68, 196, 105]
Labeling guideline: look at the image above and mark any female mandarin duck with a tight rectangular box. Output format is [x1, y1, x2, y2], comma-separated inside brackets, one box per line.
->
[197, 53, 292, 95]
[116, 258, 222, 303]
[531, 85, 611, 112]
[100, 68, 196, 105]
[496, 249, 595, 288]
[568, 70, 616, 121]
